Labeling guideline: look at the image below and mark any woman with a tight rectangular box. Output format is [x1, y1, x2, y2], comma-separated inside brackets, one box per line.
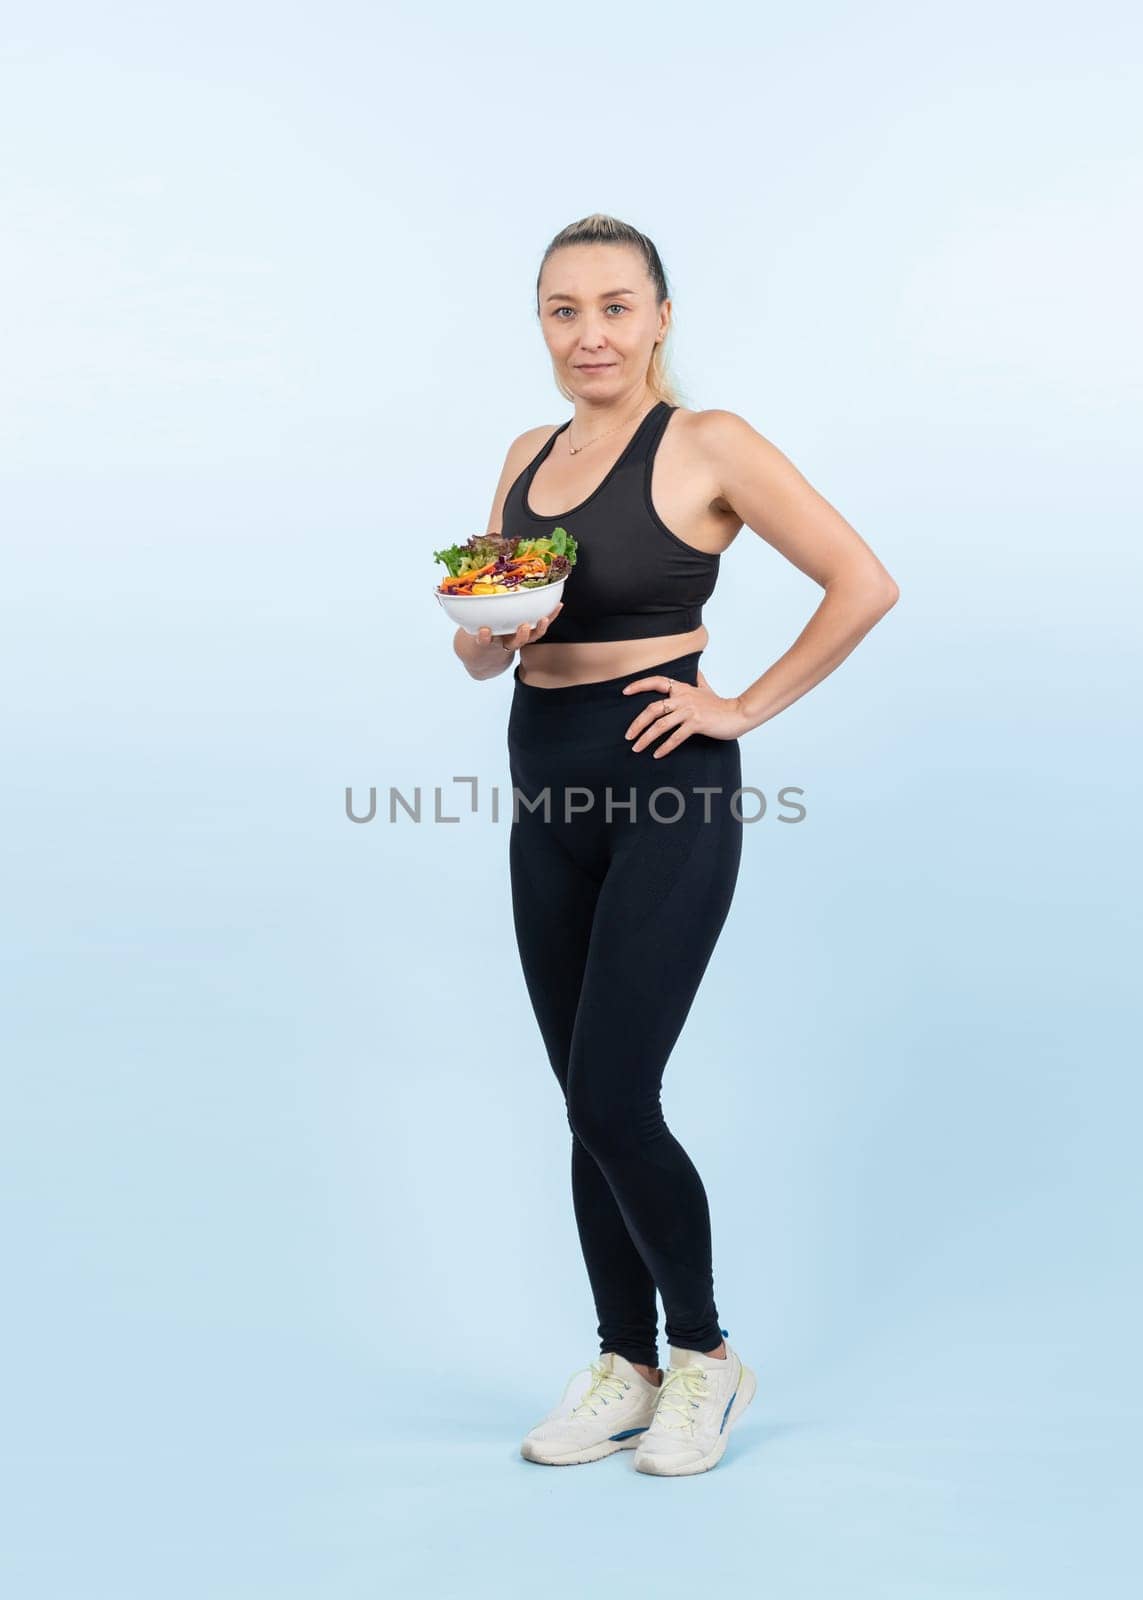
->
[452, 213, 899, 1477]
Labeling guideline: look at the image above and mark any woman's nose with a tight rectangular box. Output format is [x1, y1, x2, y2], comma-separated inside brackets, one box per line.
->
[578, 325, 610, 349]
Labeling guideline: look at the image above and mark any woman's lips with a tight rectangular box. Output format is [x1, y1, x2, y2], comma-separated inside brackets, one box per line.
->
[577, 363, 615, 371]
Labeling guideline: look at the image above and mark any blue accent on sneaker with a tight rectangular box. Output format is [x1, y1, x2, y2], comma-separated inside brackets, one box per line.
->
[719, 1389, 737, 1433]
[609, 1425, 649, 1441]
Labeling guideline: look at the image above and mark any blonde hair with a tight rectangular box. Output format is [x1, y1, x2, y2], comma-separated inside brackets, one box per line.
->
[535, 213, 684, 407]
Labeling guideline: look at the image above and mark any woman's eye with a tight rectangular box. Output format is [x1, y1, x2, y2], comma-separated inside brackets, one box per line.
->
[552, 304, 628, 319]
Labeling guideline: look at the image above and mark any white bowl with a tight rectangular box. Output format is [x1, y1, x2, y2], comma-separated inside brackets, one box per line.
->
[434, 577, 566, 635]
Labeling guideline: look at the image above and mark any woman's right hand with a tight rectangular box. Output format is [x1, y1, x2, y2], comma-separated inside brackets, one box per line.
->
[475, 599, 564, 653]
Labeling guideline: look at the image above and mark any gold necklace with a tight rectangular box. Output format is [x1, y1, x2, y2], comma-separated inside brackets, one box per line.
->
[567, 397, 656, 456]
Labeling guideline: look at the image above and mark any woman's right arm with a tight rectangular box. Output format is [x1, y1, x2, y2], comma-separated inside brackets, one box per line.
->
[453, 613, 561, 679]
[452, 423, 565, 681]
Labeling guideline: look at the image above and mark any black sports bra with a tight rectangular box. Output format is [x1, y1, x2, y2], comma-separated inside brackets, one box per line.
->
[500, 400, 720, 646]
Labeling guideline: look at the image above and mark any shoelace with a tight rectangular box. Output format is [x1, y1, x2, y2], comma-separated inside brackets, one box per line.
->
[565, 1359, 631, 1418]
[650, 1364, 711, 1431]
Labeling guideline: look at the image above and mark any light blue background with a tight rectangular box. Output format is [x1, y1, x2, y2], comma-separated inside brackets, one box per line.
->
[2, 2, 1139, 1595]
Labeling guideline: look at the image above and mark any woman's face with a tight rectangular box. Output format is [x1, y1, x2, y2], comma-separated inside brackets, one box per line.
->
[537, 243, 668, 401]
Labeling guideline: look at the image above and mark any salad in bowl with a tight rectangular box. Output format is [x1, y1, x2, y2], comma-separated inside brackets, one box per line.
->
[433, 526, 577, 634]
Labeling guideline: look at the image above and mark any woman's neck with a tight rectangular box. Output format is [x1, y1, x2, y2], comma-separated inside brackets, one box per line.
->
[570, 387, 656, 433]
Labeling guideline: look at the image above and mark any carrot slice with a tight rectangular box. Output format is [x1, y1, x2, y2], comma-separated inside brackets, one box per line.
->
[441, 561, 497, 590]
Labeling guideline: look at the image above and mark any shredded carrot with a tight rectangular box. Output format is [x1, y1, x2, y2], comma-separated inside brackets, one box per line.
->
[441, 561, 497, 590]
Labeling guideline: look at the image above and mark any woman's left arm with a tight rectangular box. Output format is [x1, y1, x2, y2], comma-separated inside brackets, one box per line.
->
[696, 410, 899, 729]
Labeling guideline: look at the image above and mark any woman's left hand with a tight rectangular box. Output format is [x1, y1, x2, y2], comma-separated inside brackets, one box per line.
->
[622, 669, 754, 756]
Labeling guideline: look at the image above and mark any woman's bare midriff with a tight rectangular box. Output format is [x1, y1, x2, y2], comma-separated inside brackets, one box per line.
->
[516, 623, 710, 689]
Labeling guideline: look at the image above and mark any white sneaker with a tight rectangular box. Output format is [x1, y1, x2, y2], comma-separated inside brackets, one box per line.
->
[633, 1338, 757, 1476]
[520, 1351, 663, 1466]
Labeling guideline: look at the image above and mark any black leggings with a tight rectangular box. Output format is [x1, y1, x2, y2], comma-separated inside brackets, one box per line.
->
[507, 649, 743, 1369]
